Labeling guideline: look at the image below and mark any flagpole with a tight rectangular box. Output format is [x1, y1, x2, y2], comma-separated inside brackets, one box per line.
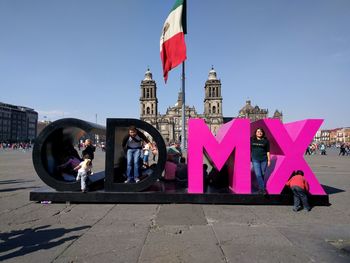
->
[181, 61, 186, 152]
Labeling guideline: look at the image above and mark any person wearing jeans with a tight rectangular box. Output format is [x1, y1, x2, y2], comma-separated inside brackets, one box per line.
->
[122, 126, 149, 183]
[126, 148, 141, 182]
[252, 160, 267, 192]
[251, 128, 270, 194]
[286, 170, 311, 212]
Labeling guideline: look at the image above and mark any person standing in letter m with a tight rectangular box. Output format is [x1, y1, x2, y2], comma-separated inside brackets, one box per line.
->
[251, 128, 271, 195]
[122, 126, 149, 183]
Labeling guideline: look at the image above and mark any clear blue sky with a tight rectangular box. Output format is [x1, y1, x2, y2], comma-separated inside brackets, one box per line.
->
[1, 0, 349, 129]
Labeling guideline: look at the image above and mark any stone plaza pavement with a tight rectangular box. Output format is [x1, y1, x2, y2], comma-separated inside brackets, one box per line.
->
[0, 149, 349, 263]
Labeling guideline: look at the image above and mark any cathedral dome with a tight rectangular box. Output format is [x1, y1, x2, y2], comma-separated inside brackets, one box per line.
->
[208, 66, 217, 80]
[273, 110, 282, 117]
[239, 100, 254, 113]
[144, 68, 153, 81]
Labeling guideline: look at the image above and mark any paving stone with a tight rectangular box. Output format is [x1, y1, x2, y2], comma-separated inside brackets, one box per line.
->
[212, 225, 311, 263]
[156, 204, 207, 226]
[139, 225, 226, 263]
[0, 150, 350, 262]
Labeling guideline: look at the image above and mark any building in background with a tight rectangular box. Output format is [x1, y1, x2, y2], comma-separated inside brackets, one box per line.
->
[336, 128, 350, 144]
[330, 128, 341, 145]
[140, 67, 223, 144]
[140, 67, 283, 144]
[320, 130, 331, 145]
[37, 120, 52, 136]
[237, 100, 283, 122]
[313, 128, 350, 145]
[0, 102, 38, 142]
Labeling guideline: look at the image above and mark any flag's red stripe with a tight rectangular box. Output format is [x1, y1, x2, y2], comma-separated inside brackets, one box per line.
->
[161, 32, 187, 82]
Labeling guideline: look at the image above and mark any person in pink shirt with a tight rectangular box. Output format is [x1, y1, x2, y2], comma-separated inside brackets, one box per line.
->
[286, 170, 311, 212]
[164, 159, 177, 181]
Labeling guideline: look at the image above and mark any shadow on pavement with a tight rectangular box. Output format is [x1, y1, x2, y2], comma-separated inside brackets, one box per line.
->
[322, 184, 345, 195]
[0, 225, 90, 261]
[0, 179, 35, 185]
[0, 186, 41, 193]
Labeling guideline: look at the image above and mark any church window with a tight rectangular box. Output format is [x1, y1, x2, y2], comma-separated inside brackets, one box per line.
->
[146, 89, 150, 98]
[212, 106, 216, 114]
[146, 107, 150, 114]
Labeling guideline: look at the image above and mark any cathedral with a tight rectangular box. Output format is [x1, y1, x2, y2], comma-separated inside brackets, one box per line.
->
[237, 100, 283, 122]
[139, 67, 282, 144]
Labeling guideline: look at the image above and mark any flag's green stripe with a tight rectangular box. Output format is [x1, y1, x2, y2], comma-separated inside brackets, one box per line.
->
[171, 0, 184, 11]
[170, 0, 187, 34]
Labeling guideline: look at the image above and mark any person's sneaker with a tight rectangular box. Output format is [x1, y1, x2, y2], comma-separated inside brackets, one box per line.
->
[292, 206, 301, 212]
[304, 207, 311, 212]
[124, 179, 131, 183]
[258, 189, 268, 195]
[135, 178, 140, 183]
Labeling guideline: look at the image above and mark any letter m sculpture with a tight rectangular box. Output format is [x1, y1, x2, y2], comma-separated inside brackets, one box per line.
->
[188, 118, 251, 194]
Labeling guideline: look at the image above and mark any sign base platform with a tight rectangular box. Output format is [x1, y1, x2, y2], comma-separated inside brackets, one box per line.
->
[30, 181, 330, 205]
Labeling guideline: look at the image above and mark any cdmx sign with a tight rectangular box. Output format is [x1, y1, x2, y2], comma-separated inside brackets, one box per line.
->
[30, 118, 328, 204]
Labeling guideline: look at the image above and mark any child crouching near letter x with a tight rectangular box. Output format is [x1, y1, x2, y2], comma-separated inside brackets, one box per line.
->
[286, 170, 311, 212]
[74, 158, 93, 193]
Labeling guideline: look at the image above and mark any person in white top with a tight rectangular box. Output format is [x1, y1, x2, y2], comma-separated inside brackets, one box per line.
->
[142, 142, 151, 167]
[74, 158, 92, 192]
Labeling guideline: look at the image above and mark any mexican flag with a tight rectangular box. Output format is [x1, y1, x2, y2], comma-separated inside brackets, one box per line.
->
[160, 0, 187, 83]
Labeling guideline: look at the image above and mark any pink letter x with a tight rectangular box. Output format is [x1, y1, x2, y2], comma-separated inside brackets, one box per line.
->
[252, 119, 326, 195]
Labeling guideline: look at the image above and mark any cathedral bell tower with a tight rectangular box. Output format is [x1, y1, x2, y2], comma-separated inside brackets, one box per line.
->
[203, 66, 223, 134]
[140, 68, 158, 127]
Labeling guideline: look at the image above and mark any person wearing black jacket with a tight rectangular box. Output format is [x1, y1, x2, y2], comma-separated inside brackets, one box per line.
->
[122, 126, 149, 183]
[82, 139, 96, 161]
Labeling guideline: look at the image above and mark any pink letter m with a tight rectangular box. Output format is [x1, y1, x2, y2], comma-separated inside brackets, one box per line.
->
[188, 118, 251, 194]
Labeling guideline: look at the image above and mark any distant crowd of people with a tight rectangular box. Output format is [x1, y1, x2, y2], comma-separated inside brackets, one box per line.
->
[305, 143, 350, 156]
[338, 143, 350, 156]
[0, 142, 32, 150]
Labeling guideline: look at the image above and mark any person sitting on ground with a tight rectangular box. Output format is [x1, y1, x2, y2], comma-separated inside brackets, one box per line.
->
[286, 170, 311, 212]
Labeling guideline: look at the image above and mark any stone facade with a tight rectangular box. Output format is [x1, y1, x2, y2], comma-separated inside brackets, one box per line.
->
[140, 67, 223, 144]
[237, 100, 283, 122]
[336, 128, 350, 143]
[139, 68, 283, 144]
[0, 102, 38, 142]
